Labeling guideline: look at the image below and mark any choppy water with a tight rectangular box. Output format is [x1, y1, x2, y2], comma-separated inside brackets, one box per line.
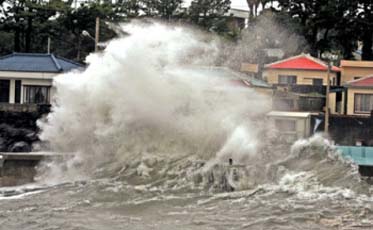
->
[1, 22, 372, 229]
[1, 136, 373, 230]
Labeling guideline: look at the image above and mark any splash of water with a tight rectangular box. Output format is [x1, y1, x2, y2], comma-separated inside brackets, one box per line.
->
[36, 22, 270, 183]
[35, 22, 369, 198]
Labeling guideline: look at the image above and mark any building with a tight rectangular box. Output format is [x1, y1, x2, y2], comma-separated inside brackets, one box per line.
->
[340, 60, 373, 84]
[184, 66, 272, 96]
[226, 8, 249, 29]
[0, 53, 83, 107]
[272, 90, 325, 112]
[267, 111, 312, 142]
[263, 53, 339, 86]
[344, 75, 373, 116]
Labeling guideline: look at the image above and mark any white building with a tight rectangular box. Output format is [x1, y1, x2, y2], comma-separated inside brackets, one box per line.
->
[267, 111, 312, 142]
[0, 53, 83, 106]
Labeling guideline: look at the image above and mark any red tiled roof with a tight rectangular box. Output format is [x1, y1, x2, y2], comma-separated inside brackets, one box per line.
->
[345, 76, 373, 87]
[265, 54, 340, 72]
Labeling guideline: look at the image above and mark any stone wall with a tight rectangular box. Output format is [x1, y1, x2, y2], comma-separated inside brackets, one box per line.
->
[0, 104, 50, 152]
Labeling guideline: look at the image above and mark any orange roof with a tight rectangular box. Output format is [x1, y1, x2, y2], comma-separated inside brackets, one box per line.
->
[265, 54, 340, 72]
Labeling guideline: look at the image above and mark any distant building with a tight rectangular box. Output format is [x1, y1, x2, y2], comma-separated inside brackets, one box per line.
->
[344, 76, 373, 116]
[226, 8, 249, 29]
[263, 54, 340, 86]
[0, 53, 83, 108]
[340, 60, 373, 84]
[267, 111, 312, 142]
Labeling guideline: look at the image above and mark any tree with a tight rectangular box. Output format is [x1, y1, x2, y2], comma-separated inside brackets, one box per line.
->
[189, 0, 231, 33]
[356, 1, 373, 60]
[0, 0, 68, 52]
[277, 0, 359, 59]
[141, 0, 183, 20]
[54, 2, 118, 60]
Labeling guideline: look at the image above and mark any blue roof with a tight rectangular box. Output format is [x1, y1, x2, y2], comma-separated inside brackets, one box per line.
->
[0, 53, 84, 73]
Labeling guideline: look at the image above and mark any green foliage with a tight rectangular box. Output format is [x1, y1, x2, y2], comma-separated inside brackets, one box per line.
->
[276, 0, 363, 60]
[189, 0, 231, 34]
[141, 0, 183, 19]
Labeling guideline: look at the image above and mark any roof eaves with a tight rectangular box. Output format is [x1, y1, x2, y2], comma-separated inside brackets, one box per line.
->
[51, 54, 63, 72]
[0, 69, 60, 73]
[346, 85, 373, 89]
[344, 76, 373, 86]
[0, 53, 15, 60]
[56, 55, 85, 68]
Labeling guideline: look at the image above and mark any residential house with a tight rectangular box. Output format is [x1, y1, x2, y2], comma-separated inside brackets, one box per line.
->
[344, 76, 373, 116]
[340, 60, 373, 84]
[0, 53, 83, 109]
[263, 53, 339, 86]
[267, 111, 312, 142]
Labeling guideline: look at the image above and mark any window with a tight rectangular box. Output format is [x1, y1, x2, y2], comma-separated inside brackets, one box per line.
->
[354, 94, 373, 114]
[312, 78, 323, 86]
[15, 80, 21, 103]
[23, 85, 50, 104]
[0, 80, 10, 103]
[278, 75, 297, 85]
[354, 76, 362, 80]
[275, 119, 296, 132]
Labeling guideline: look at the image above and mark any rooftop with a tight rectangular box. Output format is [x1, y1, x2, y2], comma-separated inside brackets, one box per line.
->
[267, 111, 312, 118]
[344, 75, 373, 88]
[265, 54, 340, 72]
[0, 53, 84, 73]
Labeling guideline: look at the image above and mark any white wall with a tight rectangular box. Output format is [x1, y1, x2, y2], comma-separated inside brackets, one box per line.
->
[0, 71, 56, 104]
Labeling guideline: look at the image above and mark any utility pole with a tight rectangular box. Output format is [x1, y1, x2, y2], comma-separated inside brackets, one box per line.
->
[324, 62, 331, 133]
[47, 37, 51, 54]
[95, 17, 100, 52]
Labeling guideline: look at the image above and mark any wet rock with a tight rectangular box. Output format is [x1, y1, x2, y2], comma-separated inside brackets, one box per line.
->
[9, 141, 31, 152]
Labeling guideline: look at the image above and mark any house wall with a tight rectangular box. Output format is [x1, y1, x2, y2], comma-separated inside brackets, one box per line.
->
[346, 88, 373, 116]
[263, 69, 337, 86]
[0, 71, 56, 104]
[341, 67, 373, 84]
[0, 71, 55, 79]
[269, 116, 311, 142]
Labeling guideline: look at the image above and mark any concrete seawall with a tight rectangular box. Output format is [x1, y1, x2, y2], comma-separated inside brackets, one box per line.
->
[0, 152, 64, 187]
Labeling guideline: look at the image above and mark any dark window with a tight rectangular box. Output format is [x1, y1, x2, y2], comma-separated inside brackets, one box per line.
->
[15, 80, 21, 103]
[312, 79, 323, 86]
[354, 76, 362, 80]
[278, 75, 297, 85]
[23, 85, 50, 104]
[354, 94, 373, 114]
[0, 80, 10, 103]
